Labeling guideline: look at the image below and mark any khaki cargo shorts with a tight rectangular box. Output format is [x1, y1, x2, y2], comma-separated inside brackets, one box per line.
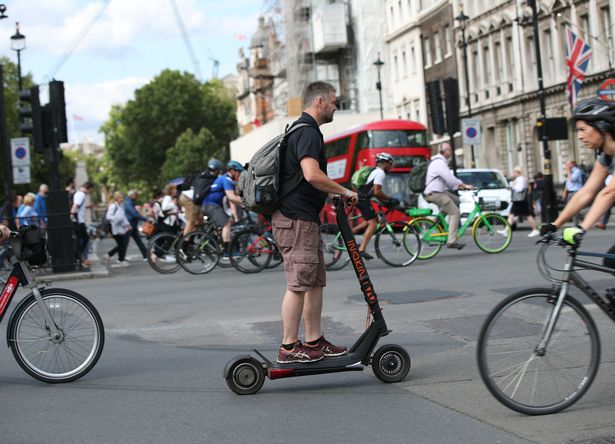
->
[179, 193, 201, 224]
[271, 210, 326, 292]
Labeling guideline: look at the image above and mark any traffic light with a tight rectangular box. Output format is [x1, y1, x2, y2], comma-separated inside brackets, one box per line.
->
[49, 80, 68, 144]
[19, 86, 44, 152]
[426, 80, 446, 135]
[443, 77, 460, 135]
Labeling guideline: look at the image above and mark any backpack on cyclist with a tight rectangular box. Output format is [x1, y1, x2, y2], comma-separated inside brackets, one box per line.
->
[237, 122, 310, 215]
[350, 166, 376, 190]
[408, 159, 432, 194]
[192, 170, 217, 205]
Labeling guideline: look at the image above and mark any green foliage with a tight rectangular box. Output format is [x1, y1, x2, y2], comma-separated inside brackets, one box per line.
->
[101, 70, 238, 190]
[160, 127, 220, 182]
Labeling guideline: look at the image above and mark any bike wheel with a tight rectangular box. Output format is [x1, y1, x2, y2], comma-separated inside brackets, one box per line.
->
[320, 224, 347, 270]
[266, 241, 284, 269]
[230, 231, 273, 274]
[477, 288, 600, 415]
[472, 213, 512, 254]
[8, 288, 105, 383]
[375, 222, 420, 267]
[147, 232, 181, 274]
[177, 231, 220, 274]
[407, 217, 444, 260]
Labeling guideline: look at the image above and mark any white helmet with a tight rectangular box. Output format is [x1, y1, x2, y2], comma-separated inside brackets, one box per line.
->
[375, 152, 395, 164]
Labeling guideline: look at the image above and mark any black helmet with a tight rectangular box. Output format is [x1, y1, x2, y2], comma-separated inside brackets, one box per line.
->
[573, 98, 615, 134]
[208, 158, 224, 171]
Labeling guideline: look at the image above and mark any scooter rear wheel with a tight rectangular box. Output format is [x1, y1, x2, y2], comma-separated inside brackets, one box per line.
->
[371, 344, 410, 383]
[226, 357, 266, 395]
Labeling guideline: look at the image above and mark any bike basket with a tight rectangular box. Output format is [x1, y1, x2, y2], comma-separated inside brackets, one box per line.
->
[406, 208, 433, 217]
[18, 225, 48, 266]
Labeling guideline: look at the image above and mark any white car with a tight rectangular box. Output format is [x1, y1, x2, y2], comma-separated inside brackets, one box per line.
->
[418, 168, 511, 219]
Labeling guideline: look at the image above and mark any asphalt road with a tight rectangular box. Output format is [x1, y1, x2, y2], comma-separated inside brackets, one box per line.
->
[1, 228, 614, 444]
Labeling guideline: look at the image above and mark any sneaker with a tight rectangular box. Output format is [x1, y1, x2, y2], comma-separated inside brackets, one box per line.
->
[119, 260, 130, 267]
[162, 255, 176, 263]
[446, 242, 465, 250]
[82, 259, 92, 267]
[359, 250, 374, 260]
[102, 254, 111, 263]
[276, 341, 325, 363]
[303, 336, 347, 357]
[528, 229, 540, 238]
[497, 229, 508, 237]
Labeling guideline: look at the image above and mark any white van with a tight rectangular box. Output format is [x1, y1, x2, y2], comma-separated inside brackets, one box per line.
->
[418, 168, 512, 218]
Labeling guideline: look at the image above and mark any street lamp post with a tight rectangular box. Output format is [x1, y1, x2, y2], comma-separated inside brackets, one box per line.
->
[10, 22, 25, 91]
[455, 10, 476, 167]
[528, 0, 557, 222]
[374, 53, 384, 120]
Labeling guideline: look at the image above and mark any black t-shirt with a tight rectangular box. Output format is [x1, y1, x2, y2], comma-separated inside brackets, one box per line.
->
[280, 112, 328, 223]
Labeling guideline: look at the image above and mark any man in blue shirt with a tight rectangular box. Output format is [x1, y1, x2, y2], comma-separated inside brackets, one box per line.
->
[124, 190, 148, 260]
[201, 161, 244, 257]
[564, 160, 584, 225]
[33, 184, 48, 228]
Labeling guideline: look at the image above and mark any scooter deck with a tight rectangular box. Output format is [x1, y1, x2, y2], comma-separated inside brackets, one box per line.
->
[255, 349, 366, 379]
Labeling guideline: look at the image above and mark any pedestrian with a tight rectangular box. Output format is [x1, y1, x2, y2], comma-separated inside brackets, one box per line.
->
[595, 174, 613, 230]
[531, 172, 544, 221]
[16, 193, 38, 228]
[563, 160, 585, 225]
[271, 81, 358, 364]
[541, 98, 615, 244]
[124, 190, 148, 261]
[33, 184, 48, 228]
[1, 191, 18, 231]
[65, 177, 76, 204]
[103, 191, 131, 268]
[507, 166, 540, 237]
[422, 142, 473, 250]
[160, 184, 180, 232]
[71, 181, 95, 267]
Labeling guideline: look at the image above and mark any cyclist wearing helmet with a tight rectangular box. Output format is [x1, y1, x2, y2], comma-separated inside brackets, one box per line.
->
[201, 160, 244, 259]
[179, 158, 224, 236]
[352, 152, 399, 259]
[541, 98, 615, 244]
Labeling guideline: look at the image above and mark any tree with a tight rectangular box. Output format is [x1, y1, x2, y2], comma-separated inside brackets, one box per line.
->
[160, 127, 221, 182]
[101, 69, 238, 190]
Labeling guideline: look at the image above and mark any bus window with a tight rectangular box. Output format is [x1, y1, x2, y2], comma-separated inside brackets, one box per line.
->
[326, 136, 350, 158]
[362, 130, 428, 149]
[382, 173, 410, 201]
[392, 155, 429, 169]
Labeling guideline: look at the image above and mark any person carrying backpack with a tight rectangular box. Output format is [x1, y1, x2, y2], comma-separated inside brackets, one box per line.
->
[352, 153, 399, 259]
[201, 160, 245, 259]
[179, 159, 223, 237]
[423, 143, 473, 250]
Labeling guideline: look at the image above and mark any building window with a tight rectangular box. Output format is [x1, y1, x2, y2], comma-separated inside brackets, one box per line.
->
[483, 45, 491, 98]
[601, 6, 613, 64]
[494, 41, 503, 94]
[434, 32, 442, 63]
[527, 36, 537, 81]
[394, 54, 399, 81]
[473, 48, 481, 102]
[444, 25, 452, 57]
[414, 99, 421, 122]
[580, 13, 591, 44]
[410, 45, 416, 73]
[543, 29, 555, 82]
[390, 5, 395, 31]
[424, 36, 432, 66]
[506, 36, 515, 91]
[402, 50, 408, 77]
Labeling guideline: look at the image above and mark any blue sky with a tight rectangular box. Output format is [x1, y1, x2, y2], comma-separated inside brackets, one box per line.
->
[0, 0, 266, 144]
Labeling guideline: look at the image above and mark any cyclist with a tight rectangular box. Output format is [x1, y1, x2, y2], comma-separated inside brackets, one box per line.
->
[201, 160, 244, 259]
[541, 98, 615, 244]
[353, 152, 399, 259]
[423, 142, 473, 250]
[179, 159, 223, 237]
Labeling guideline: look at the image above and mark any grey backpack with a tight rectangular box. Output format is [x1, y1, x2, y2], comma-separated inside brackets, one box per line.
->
[237, 122, 310, 215]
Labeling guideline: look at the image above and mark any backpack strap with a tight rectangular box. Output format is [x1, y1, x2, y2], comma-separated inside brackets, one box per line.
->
[280, 122, 312, 198]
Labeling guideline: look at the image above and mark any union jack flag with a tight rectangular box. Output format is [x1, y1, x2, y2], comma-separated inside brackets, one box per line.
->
[565, 27, 593, 108]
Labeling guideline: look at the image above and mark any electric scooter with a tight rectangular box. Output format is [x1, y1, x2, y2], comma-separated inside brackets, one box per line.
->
[224, 196, 411, 395]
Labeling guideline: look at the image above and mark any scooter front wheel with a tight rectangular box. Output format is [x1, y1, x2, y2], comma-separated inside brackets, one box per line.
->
[371, 344, 410, 383]
[226, 357, 266, 395]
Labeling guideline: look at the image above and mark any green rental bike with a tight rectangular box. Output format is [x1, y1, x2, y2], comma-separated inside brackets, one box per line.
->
[406, 189, 512, 260]
[320, 201, 421, 269]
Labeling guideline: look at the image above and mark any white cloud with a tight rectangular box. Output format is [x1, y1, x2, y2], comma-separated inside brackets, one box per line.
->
[65, 76, 151, 144]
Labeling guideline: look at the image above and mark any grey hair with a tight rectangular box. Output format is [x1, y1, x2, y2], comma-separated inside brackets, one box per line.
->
[302, 81, 336, 108]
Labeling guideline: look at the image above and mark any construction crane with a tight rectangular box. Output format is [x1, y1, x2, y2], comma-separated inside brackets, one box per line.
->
[169, 0, 203, 81]
[207, 49, 219, 78]
[43, 0, 112, 83]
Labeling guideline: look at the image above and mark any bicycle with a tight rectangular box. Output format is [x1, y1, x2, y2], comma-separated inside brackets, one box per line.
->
[406, 189, 512, 259]
[229, 215, 281, 274]
[175, 220, 221, 275]
[147, 228, 184, 274]
[0, 227, 104, 383]
[477, 233, 615, 415]
[320, 201, 421, 269]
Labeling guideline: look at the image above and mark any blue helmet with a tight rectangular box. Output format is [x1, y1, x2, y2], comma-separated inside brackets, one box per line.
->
[208, 158, 224, 172]
[227, 160, 244, 172]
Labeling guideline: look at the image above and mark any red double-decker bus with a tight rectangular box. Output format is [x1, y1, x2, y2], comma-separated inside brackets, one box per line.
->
[322, 119, 431, 222]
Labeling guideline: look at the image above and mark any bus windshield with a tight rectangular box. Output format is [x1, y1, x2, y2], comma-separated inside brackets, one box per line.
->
[360, 130, 428, 149]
